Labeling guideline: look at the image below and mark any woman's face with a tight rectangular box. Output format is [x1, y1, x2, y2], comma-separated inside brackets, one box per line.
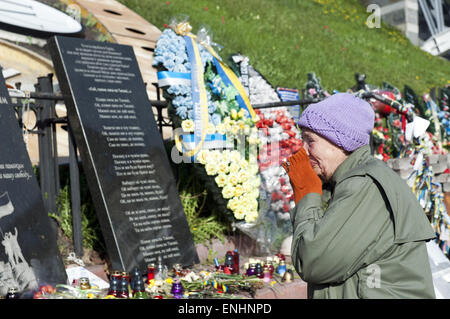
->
[301, 128, 349, 182]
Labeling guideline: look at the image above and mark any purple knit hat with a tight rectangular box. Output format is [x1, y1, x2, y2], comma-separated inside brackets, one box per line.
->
[298, 93, 374, 152]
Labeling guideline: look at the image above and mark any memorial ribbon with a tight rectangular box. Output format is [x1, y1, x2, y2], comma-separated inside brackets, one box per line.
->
[172, 32, 210, 158]
[171, 21, 256, 157]
[181, 133, 230, 162]
[204, 46, 257, 120]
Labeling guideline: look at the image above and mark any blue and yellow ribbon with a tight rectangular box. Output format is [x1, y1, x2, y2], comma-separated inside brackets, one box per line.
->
[205, 46, 256, 120]
[173, 33, 210, 157]
[171, 21, 256, 157]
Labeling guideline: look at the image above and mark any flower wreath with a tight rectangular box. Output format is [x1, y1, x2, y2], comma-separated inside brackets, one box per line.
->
[153, 20, 261, 225]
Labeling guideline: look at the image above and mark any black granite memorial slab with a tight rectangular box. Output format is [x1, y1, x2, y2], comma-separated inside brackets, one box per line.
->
[48, 36, 199, 272]
[0, 68, 67, 295]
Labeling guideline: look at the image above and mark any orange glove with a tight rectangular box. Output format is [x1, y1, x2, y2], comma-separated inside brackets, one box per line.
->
[282, 148, 322, 205]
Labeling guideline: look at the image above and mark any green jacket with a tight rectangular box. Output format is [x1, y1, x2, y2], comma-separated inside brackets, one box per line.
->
[290, 145, 436, 299]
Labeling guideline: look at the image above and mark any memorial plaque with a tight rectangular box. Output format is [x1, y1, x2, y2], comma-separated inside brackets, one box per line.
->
[48, 36, 199, 272]
[0, 67, 67, 294]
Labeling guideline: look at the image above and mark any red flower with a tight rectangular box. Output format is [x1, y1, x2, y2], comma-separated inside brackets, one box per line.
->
[264, 118, 274, 127]
[205, 6, 208, 10]
[166, 1, 170, 4]
[163, 23, 168, 28]
[324, 25, 328, 30]
[286, 130, 296, 138]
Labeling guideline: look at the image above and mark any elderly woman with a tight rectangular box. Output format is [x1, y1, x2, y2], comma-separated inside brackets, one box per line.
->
[283, 93, 436, 299]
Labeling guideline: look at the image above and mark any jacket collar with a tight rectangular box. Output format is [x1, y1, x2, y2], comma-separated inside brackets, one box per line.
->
[331, 145, 371, 184]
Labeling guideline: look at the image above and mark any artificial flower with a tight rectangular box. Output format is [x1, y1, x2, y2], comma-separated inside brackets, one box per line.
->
[181, 119, 195, 132]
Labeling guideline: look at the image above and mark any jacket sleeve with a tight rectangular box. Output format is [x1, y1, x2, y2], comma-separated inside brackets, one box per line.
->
[290, 176, 394, 285]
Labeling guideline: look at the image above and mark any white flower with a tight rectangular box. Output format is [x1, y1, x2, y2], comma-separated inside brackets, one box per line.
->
[222, 185, 235, 199]
[230, 151, 242, 163]
[196, 149, 210, 165]
[215, 174, 228, 188]
[216, 123, 227, 135]
[248, 134, 259, 145]
[249, 164, 259, 175]
[207, 123, 216, 135]
[228, 162, 240, 174]
[251, 176, 261, 188]
[233, 207, 246, 220]
[234, 184, 244, 197]
[205, 162, 218, 176]
[230, 124, 240, 135]
[181, 119, 195, 132]
[277, 212, 291, 221]
[227, 197, 240, 212]
[218, 161, 229, 174]
[250, 189, 260, 201]
[228, 173, 239, 186]
[243, 125, 251, 135]
[238, 159, 249, 170]
[237, 169, 249, 183]
[242, 180, 254, 192]
[220, 150, 231, 165]
[245, 210, 258, 223]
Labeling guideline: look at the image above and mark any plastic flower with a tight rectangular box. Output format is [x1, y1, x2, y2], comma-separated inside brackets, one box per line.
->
[234, 184, 244, 197]
[181, 119, 195, 132]
[207, 122, 216, 135]
[216, 123, 227, 135]
[233, 207, 246, 220]
[228, 173, 239, 186]
[196, 149, 210, 165]
[230, 124, 240, 135]
[227, 197, 240, 212]
[218, 162, 229, 174]
[222, 185, 235, 199]
[175, 106, 188, 119]
[208, 150, 222, 163]
[245, 211, 258, 223]
[220, 150, 231, 164]
[237, 169, 249, 183]
[205, 162, 218, 176]
[230, 109, 238, 120]
[215, 173, 228, 188]
[228, 162, 240, 174]
[239, 159, 249, 169]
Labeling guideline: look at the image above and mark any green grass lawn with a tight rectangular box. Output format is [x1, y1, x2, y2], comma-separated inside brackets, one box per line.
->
[118, 0, 449, 96]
